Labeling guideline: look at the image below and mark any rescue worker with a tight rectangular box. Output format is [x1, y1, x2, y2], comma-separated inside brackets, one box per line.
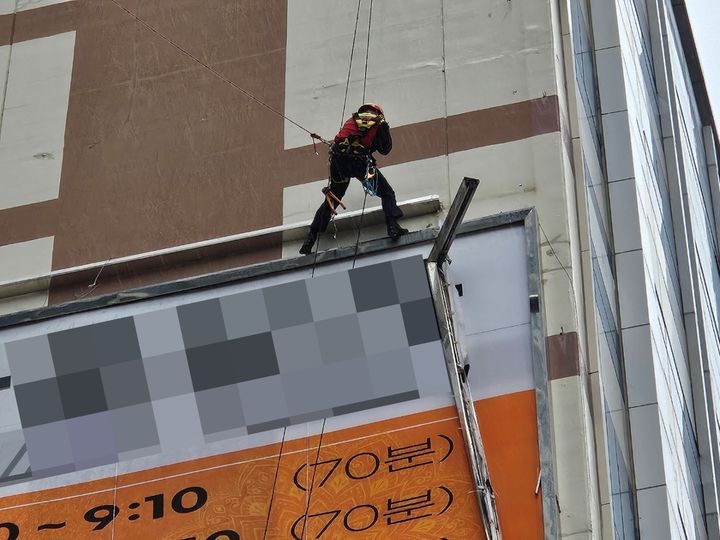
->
[299, 103, 407, 255]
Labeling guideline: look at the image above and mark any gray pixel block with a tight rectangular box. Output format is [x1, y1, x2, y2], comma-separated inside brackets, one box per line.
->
[221, 289, 271, 339]
[101, 360, 151, 409]
[0, 344, 8, 378]
[152, 394, 204, 451]
[118, 445, 162, 462]
[306, 271, 357, 321]
[238, 375, 289, 425]
[332, 390, 420, 416]
[349, 261, 399, 312]
[67, 411, 118, 469]
[111, 403, 160, 454]
[14, 378, 65, 427]
[177, 299, 228, 348]
[410, 342, 451, 396]
[5, 334, 56, 385]
[135, 308, 185, 358]
[290, 409, 332, 425]
[204, 426, 248, 443]
[247, 418, 290, 435]
[282, 359, 373, 417]
[49, 317, 142, 376]
[358, 305, 409, 356]
[186, 333, 279, 391]
[196, 385, 246, 435]
[401, 298, 441, 346]
[57, 369, 108, 419]
[315, 314, 365, 365]
[23, 420, 73, 473]
[366, 348, 418, 398]
[392, 256, 431, 303]
[143, 350, 194, 400]
[0, 387, 21, 434]
[272, 323, 323, 373]
[263, 280, 313, 330]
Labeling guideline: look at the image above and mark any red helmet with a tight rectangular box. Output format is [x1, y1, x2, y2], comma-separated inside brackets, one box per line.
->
[358, 103, 384, 115]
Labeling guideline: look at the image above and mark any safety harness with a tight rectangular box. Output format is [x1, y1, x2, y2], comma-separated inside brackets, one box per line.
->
[333, 111, 384, 156]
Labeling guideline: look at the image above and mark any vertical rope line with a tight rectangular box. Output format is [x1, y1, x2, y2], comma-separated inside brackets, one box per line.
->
[301, 418, 327, 540]
[440, 0, 451, 203]
[341, 0, 364, 126]
[262, 427, 287, 540]
[352, 0, 374, 270]
[110, 462, 119, 540]
[311, 229, 322, 278]
[362, 0, 374, 103]
[352, 190, 370, 270]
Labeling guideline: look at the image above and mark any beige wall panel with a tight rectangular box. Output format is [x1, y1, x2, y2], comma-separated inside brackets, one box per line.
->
[284, 0, 557, 150]
[551, 376, 594, 537]
[0, 236, 53, 315]
[284, 0, 445, 149]
[444, 0, 556, 115]
[0, 31, 74, 210]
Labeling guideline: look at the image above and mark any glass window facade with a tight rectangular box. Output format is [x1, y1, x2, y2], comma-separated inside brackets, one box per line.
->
[570, 0, 639, 536]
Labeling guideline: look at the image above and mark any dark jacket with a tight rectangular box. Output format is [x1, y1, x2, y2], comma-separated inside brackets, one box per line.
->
[333, 114, 392, 158]
[371, 121, 392, 155]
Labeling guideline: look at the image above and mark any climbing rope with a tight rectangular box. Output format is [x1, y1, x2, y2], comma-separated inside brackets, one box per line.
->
[351, 0, 375, 270]
[351, 156, 374, 270]
[310, 0, 371, 275]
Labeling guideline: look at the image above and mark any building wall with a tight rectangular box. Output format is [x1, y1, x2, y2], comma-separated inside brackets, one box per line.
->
[565, 0, 720, 537]
[565, 0, 639, 536]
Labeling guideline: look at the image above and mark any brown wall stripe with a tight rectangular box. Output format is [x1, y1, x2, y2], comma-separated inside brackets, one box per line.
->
[0, 2, 77, 46]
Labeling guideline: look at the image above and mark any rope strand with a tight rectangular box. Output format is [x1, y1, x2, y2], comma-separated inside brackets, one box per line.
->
[362, 0, 374, 103]
[341, 0, 364, 127]
[262, 427, 287, 540]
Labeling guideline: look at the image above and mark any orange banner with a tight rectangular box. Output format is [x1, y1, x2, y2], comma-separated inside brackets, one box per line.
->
[0, 391, 542, 539]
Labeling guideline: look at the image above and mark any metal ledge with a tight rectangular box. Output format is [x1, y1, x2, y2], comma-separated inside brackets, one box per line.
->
[0, 209, 532, 329]
[0, 195, 441, 300]
[282, 194, 442, 242]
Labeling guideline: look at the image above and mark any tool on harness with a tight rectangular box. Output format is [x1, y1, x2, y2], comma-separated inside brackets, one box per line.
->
[322, 186, 347, 215]
[310, 132, 331, 156]
[361, 158, 379, 196]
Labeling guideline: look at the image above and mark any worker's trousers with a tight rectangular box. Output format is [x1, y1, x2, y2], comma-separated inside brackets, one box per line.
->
[309, 154, 403, 234]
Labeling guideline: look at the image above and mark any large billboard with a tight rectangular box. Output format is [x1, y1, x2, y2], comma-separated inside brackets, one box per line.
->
[0, 220, 548, 538]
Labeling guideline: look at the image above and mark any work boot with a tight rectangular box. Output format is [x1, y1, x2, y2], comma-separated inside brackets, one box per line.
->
[299, 230, 317, 255]
[386, 218, 408, 240]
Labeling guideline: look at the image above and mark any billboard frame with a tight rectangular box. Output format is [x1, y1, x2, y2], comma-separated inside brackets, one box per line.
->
[0, 208, 558, 539]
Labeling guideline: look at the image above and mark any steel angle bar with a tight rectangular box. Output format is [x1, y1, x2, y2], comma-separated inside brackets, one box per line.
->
[427, 261, 502, 540]
[428, 177, 479, 266]
[425, 176, 501, 539]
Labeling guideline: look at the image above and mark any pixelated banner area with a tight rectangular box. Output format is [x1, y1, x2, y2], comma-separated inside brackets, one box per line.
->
[0, 398, 544, 540]
[0, 256, 449, 482]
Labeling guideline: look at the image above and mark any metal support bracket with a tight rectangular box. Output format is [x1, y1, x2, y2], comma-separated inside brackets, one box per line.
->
[426, 177, 502, 540]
